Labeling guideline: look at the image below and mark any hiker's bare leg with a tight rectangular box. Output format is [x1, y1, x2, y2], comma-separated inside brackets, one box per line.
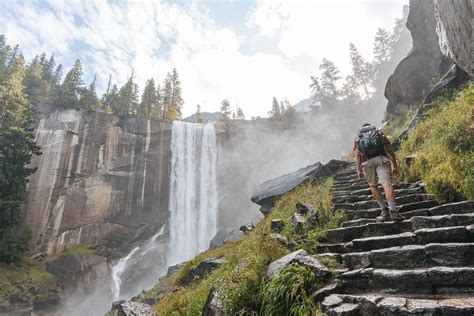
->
[370, 185, 383, 199]
[382, 183, 395, 201]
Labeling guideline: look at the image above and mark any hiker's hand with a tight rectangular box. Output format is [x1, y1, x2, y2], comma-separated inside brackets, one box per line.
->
[392, 168, 400, 179]
[358, 171, 365, 180]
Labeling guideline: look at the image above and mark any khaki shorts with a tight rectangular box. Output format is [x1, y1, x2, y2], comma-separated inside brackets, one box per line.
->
[362, 155, 392, 186]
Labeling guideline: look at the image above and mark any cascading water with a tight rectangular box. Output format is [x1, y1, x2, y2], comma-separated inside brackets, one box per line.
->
[110, 224, 166, 301]
[168, 121, 219, 266]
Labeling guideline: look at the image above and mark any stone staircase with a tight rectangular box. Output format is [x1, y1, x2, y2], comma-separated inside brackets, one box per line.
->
[316, 165, 474, 315]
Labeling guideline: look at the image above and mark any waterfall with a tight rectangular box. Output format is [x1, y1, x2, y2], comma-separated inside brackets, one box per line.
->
[110, 224, 166, 301]
[168, 121, 218, 266]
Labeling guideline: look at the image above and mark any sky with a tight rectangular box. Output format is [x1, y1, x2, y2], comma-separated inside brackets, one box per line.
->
[0, 0, 409, 118]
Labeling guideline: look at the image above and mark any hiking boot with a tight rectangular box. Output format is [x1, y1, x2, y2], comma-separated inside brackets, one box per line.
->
[378, 208, 391, 222]
[389, 209, 405, 222]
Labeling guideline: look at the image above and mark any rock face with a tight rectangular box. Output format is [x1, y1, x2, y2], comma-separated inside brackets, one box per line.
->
[46, 253, 110, 292]
[23, 109, 172, 254]
[181, 258, 227, 286]
[384, 0, 452, 116]
[251, 160, 349, 215]
[435, 0, 474, 77]
[109, 300, 153, 316]
[202, 287, 225, 316]
[266, 249, 332, 281]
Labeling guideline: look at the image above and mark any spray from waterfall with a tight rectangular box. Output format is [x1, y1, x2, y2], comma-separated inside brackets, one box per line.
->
[168, 122, 218, 266]
[110, 224, 166, 301]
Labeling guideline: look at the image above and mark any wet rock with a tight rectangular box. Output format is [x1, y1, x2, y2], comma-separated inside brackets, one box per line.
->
[329, 303, 360, 316]
[46, 253, 107, 289]
[270, 219, 284, 232]
[435, 0, 474, 77]
[372, 269, 432, 294]
[342, 252, 370, 270]
[32, 290, 60, 312]
[239, 223, 255, 234]
[181, 258, 227, 286]
[166, 263, 184, 277]
[24, 110, 172, 254]
[110, 300, 153, 316]
[266, 249, 331, 281]
[251, 160, 349, 215]
[202, 287, 225, 316]
[385, 0, 451, 116]
[210, 228, 244, 248]
[296, 202, 320, 226]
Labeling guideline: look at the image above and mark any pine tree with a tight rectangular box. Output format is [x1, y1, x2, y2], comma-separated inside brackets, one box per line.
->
[138, 78, 158, 119]
[56, 59, 84, 108]
[0, 35, 11, 82]
[310, 59, 342, 108]
[194, 104, 204, 123]
[236, 107, 245, 120]
[372, 28, 393, 91]
[114, 75, 139, 117]
[151, 84, 162, 120]
[220, 99, 231, 121]
[161, 75, 172, 120]
[168, 68, 184, 121]
[348, 43, 374, 99]
[268, 96, 281, 119]
[0, 54, 40, 262]
[101, 84, 118, 113]
[79, 75, 101, 111]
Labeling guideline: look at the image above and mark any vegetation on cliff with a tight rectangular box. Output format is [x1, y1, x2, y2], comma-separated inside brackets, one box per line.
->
[398, 82, 473, 202]
[0, 40, 41, 263]
[142, 178, 341, 315]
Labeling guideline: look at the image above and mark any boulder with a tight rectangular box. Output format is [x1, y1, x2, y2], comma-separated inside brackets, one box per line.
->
[239, 223, 255, 234]
[181, 258, 227, 286]
[109, 300, 153, 316]
[266, 249, 331, 281]
[46, 253, 107, 289]
[251, 160, 349, 215]
[166, 263, 185, 277]
[210, 228, 245, 249]
[384, 0, 452, 116]
[202, 287, 225, 316]
[271, 219, 284, 232]
[296, 202, 320, 226]
[435, 0, 474, 77]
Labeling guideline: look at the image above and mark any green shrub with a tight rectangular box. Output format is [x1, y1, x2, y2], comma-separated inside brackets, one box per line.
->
[398, 83, 474, 202]
[155, 176, 344, 314]
[261, 263, 323, 316]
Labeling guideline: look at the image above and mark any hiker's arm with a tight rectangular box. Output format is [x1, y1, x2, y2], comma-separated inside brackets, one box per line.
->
[355, 148, 364, 179]
[385, 143, 400, 178]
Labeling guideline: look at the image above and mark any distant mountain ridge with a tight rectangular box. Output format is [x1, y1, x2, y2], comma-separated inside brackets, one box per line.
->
[183, 111, 222, 123]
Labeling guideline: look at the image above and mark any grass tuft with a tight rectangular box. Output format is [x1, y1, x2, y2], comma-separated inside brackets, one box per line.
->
[398, 83, 473, 202]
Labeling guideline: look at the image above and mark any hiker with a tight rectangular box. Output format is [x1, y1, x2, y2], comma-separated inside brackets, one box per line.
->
[354, 123, 404, 222]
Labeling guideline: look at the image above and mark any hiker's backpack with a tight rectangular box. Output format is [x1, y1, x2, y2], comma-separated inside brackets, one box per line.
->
[356, 125, 385, 158]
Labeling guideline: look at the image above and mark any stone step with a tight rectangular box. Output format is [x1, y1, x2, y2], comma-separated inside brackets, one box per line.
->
[332, 183, 423, 198]
[332, 187, 425, 204]
[339, 266, 474, 295]
[351, 226, 473, 252]
[333, 178, 367, 187]
[337, 212, 474, 240]
[332, 182, 418, 194]
[342, 218, 377, 228]
[346, 202, 474, 222]
[317, 224, 474, 254]
[342, 243, 474, 270]
[326, 221, 413, 243]
[321, 293, 474, 316]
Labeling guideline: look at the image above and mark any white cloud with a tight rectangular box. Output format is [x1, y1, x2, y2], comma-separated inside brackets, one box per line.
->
[0, 0, 408, 118]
